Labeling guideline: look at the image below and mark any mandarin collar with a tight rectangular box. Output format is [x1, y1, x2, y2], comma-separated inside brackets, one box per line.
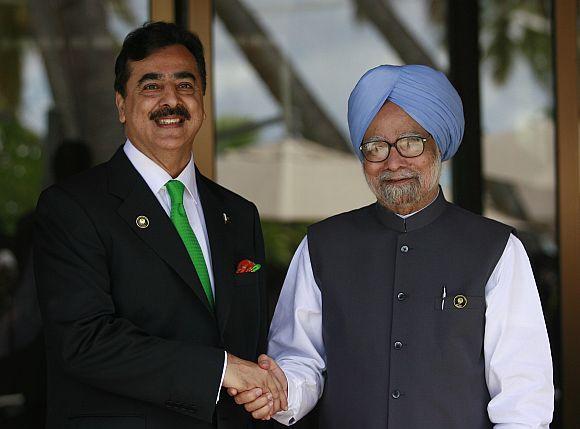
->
[374, 187, 448, 233]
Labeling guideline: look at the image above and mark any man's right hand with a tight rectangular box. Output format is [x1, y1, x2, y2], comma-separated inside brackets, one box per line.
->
[227, 354, 288, 420]
[222, 353, 287, 419]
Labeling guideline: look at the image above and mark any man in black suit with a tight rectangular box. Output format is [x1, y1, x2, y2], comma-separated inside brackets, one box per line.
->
[33, 22, 285, 429]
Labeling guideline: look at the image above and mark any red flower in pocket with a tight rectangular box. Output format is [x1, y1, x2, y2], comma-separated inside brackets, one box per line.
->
[236, 259, 261, 274]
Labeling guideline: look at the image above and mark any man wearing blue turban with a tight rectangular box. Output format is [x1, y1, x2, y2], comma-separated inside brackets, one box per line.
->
[348, 64, 464, 162]
[231, 65, 554, 428]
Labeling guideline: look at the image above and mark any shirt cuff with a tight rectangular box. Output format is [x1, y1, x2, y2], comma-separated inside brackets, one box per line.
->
[272, 373, 299, 426]
[216, 351, 228, 404]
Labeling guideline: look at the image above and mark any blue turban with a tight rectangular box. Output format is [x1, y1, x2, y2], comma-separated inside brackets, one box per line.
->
[347, 64, 464, 161]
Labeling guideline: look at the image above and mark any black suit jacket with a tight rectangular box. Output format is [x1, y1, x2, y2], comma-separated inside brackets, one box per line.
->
[33, 148, 269, 429]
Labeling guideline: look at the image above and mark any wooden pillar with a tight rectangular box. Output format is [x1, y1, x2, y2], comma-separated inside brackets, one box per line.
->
[150, 0, 215, 179]
[187, 0, 215, 179]
[150, 0, 174, 22]
[554, 0, 580, 426]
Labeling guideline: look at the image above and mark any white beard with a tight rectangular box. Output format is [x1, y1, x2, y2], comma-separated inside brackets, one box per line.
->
[365, 149, 442, 209]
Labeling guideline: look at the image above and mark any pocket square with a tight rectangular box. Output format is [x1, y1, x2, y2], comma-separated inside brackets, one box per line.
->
[236, 259, 261, 274]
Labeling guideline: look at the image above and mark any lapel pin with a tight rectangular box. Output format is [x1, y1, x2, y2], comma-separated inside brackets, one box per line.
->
[223, 213, 231, 224]
[454, 294, 467, 309]
[136, 215, 150, 229]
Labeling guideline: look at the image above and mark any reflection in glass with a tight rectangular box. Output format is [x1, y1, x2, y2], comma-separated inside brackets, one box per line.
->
[214, 1, 449, 307]
[0, 2, 148, 428]
[480, 0, 560, 424]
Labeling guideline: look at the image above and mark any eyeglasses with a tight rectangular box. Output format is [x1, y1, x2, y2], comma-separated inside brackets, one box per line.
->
[359, 135, 428, 163]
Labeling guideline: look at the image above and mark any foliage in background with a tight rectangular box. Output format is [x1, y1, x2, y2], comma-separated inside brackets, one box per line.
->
[0, 3, 28, 111]
[262, 221, 309, 269]
[0, 120, 42, 236]
[216, 116, 258, 154]
[261, 221, 310, 312]
[481, 0, 552, 86]
[360, 0, 553, 89]
[0, 0, 139, 240]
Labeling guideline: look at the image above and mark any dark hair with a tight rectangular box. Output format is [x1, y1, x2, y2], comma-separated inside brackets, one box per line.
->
[114, 21, 206, 97]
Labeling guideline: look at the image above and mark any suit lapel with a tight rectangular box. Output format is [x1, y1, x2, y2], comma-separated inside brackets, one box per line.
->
[196, 170, 235, 336]
[107, 149, 214, 315]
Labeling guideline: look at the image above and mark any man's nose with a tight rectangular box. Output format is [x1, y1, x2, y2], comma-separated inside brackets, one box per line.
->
[160, 85, 179, 106]
[383, 146, 406, 171]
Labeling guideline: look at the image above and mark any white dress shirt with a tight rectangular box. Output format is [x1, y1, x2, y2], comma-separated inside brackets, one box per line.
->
[269, 232, 554, 427]
[123, 140, 227, 402]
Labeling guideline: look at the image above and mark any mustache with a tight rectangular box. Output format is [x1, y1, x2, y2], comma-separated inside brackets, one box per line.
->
[378, 169, 419, 182]
[149, 105, 191, 121]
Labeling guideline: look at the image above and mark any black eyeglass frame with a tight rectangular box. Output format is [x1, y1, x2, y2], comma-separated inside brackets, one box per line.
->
[359, 135, 429, 163]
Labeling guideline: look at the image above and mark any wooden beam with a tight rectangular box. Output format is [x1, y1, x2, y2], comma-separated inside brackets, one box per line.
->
[554, 0, 580, 426]
[150, 0, 214, 179]
[353, 0, 438, 68]
[187, 0, 215, 179]
[215, 0, 350, 154]
[150, 0, 174, 22]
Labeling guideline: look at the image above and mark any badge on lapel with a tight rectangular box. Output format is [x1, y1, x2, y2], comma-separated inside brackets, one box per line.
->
[454, 294, 468, 309]
[236, 259, 261, 274]
[136, 215, 149, 229]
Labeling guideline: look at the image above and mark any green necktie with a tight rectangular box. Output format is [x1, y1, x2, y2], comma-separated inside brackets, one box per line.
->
[165, 180, 214, 309]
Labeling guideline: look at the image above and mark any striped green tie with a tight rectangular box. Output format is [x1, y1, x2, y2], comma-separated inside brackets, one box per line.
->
[165, 180, 214, 309]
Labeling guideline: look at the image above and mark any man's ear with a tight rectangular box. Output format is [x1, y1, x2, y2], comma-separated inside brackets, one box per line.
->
[115, 92, 126, 124]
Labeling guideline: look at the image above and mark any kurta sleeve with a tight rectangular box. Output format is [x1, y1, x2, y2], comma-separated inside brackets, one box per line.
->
[268, 237, 326, 426]
[484, 234, 554, 428]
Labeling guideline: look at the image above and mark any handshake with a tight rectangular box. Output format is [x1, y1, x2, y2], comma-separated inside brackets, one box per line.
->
[223, 353, 288, 420]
